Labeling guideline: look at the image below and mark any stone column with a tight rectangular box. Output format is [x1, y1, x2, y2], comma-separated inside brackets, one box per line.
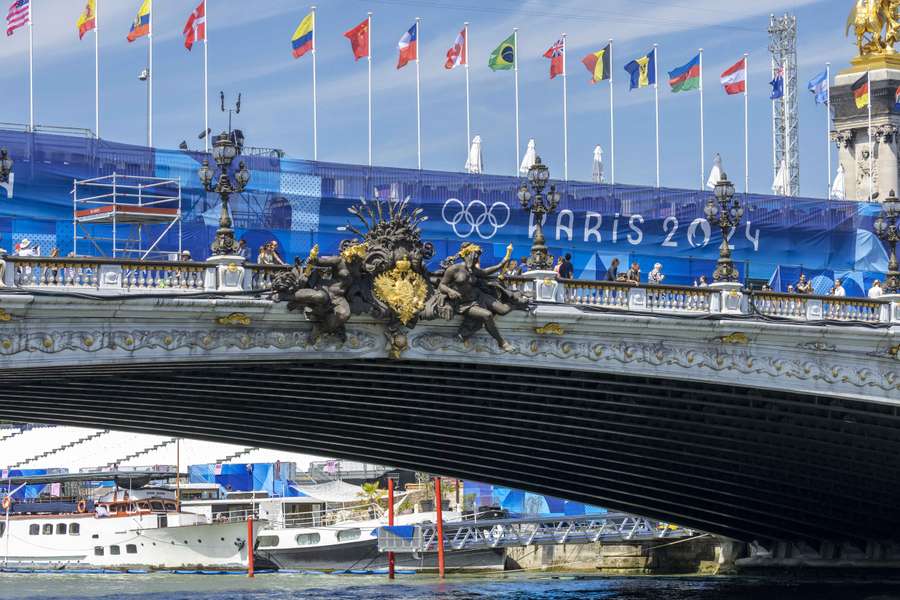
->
[832, 67, 900, 202]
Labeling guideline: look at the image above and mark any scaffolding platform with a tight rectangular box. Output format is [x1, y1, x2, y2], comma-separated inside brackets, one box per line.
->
[73, 174, 182, 260]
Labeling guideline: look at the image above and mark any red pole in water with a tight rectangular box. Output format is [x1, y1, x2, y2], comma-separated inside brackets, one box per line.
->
[247, 515, 255, 578]
[434, 477, 445, 579]
[388, 477, 395, 580]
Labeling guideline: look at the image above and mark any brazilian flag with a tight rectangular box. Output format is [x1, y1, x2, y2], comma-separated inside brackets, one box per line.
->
[489, 33, 516, 71]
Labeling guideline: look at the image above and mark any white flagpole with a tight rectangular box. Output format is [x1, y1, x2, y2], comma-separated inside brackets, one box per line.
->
[653, 44, 660, 188]
[312, 6, 318, 161]
[609, 38, 615, 185]
[203, 0, 208, 152]
[148, 1, 153, 148]
[868, 70, 873, 201]
[744, 53, 750, 194]
[368, 12, 373, 167]
[771, 58, 776, 186]
[562, 33, 568, 181]
[464, 22, 470, 157]
[95, 0, 100, 139]
[27, 1, 33, 132]
[783, 58, 789, 196]
[826, 62, 832, 198]
[699, 48, 705, 190]
[415, 17, 421, 170]
[514, 28, 520, 176]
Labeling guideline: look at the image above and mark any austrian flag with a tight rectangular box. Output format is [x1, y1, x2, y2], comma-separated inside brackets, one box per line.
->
[397, 22, 418, 69]
[720, 57, 746, 95]
[183, 0, 206, 51]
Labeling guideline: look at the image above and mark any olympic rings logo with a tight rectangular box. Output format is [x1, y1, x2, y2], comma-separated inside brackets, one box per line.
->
[441, 198, 511, 240]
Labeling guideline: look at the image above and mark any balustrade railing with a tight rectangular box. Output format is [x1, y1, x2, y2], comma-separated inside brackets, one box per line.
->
[1, 256, 896, 325]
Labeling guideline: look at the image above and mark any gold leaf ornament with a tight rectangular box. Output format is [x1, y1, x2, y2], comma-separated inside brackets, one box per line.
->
[373, 259, 428, 326]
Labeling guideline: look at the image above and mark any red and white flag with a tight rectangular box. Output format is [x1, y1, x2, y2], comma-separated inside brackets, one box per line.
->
[543, 37, 565, 80]
[6, 0, 29, 37]
[720, 58, 746, 95]
[183, 0, 206, 51]
[214, 463, 223, 476]
[397, 22, 418, 69]
[444, 26, 467, 70]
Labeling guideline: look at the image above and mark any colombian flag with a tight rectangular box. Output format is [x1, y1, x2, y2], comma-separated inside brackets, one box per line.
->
[292, 11, 314, 59]
[624, 49, 656, 90]
[76, 0, 95, 40]
[581, 44, 611, 84]
[668, 54, 700, 93]
[852, 73, 870, 109]
[127, 0, 150, 43]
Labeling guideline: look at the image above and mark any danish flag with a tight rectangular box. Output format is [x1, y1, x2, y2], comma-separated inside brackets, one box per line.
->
[183, 0, 206, 51]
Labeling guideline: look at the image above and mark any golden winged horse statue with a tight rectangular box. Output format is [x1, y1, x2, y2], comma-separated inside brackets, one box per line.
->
[847, 0, 900, 56]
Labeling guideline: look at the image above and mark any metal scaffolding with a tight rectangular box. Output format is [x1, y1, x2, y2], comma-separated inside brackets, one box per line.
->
[769, 13, 799, 197]
[73, 173, 182, 260]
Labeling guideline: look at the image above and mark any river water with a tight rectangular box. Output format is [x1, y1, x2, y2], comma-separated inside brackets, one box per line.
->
[3, 573, 900, 600]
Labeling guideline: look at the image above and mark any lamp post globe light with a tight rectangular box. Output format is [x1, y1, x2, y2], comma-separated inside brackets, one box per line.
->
[874, 189, 900, 294]
[518, 156, 561, 271]
[199, 132, 250, 257]
[0, 148, 13, 184]
[705, 173, 743, 283]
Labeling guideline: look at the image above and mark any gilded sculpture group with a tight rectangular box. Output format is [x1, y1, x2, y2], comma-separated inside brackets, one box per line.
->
[271, 195, 529, 357]
[849, 0, 900, 56]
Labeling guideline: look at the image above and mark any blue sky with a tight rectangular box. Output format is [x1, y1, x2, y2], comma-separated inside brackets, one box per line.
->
[0, 0, 859, 197]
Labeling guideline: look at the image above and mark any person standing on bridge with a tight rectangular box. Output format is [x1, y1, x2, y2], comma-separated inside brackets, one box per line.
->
[648, 263, 665, 285]
[558, 253, 574, 280]
[605, 258, 620, 282]
[625, 262, 641, 285]
[869, 280, 883, 299]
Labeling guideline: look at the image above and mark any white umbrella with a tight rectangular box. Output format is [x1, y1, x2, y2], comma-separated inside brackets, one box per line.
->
[465, 135, 483, 174]
[592, 145, 604, 183]
[706, 153, 723, 189]
[830, 163, 846, 200]
[519, 139, 537, 174]
[772, 159, 788, 196]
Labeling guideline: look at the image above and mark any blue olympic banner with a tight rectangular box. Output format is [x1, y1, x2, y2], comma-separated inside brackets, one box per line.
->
[0, 129, 887, 292]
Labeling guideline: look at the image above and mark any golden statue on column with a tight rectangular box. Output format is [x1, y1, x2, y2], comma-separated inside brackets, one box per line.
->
[847, 0, 900, 58]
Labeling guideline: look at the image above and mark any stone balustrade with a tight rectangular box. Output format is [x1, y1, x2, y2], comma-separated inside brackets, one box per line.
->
[1, 256, 898, 324]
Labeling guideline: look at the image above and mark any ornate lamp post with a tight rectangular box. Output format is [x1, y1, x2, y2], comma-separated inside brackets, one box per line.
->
[199, 133, 250, 257]
[517, 156, 561, 271]
[0, 148, 13, 184]
[704, 172, 743, 283]
[874, 189, 900, 294]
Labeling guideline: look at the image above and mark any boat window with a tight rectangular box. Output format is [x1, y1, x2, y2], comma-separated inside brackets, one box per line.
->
[137, 501, 149, 510]
[337, 528, 361, 542]
[294, 533, 321, 546]
[257, 535, 279, 548]
[29, 524, 39, 536]
[42, 524, 53, 535]
[69, 523, 80, 536]
[164, 501, 177, 511]
[56, 523, 67, 535]
[150, 501, 165, 512]
[94, 546, 104, 556]
[110, 545, 120, 555]
[126, 544, 137, 554]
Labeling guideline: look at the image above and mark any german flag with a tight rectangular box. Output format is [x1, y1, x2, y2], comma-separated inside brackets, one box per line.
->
[852, 73, 870, 109]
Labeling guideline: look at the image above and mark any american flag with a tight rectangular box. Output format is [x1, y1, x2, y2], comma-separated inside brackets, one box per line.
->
[6, 0, 29, 37]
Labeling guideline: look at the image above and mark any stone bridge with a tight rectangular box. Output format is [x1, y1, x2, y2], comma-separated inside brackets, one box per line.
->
[0, 256, 898, 552]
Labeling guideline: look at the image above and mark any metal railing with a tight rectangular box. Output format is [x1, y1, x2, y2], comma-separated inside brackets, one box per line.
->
[377, 513, 695, 553]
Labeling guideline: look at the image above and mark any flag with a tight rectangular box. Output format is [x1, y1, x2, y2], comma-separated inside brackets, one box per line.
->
[343, 18, 369, 61]
[852, 73, 870, 109]
[489, 33, 515, 71]
[668, 54, 700, 93]
[770, 67, 784, 100]
[5, 0, 29, 37]
[127, 0, 151, 43]
[183, 0, 206, 51]
[76, 0, 96, 40]
[624, 49, 656, 90]
[291, 11, 314, 59]
[397, 22, 418, 69]
[543, 38, 565, 79]
[808, 70, 829, 105]
[895, 84, 900, 110]
[720, 58, 746, 95]
[581, 44, 611, 84]
[445, 26, 467, 70]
